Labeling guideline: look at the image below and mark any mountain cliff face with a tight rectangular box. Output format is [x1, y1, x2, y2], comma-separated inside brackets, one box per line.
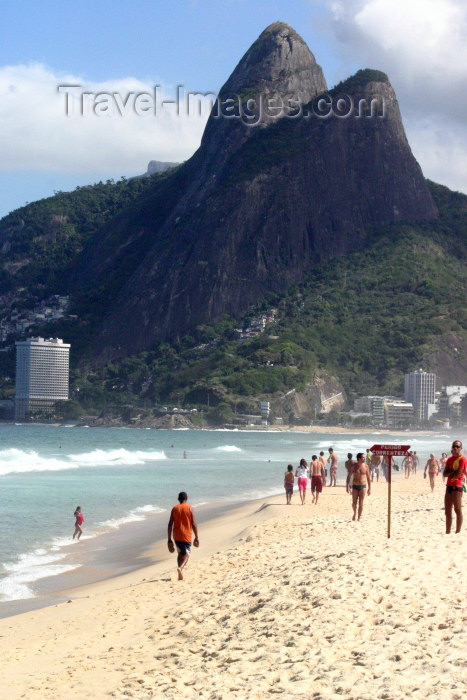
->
[74, 22, 438, 362]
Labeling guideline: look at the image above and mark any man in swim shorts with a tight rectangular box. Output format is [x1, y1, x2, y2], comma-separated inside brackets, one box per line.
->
[328, 447, 338, 487]
[443, 441, 467, 534]
[346, 452, 371, 521]
[310, 455, 324, 505]
[167, 491, 199, 580]
[319, 451, 327, 486]
[370, 452, 381, 482]
[345, 453, 355, 493]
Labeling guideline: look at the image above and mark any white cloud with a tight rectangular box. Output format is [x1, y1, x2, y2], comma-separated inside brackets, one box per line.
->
[0, 63, 210, 177]
[324, 0, 467, 194]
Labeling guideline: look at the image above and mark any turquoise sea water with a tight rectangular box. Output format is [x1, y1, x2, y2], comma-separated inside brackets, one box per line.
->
[0, 424, 462, 606]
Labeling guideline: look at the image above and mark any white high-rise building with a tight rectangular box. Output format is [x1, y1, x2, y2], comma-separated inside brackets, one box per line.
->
[404, 369, 436, 422]
[15, 337, 70, 420]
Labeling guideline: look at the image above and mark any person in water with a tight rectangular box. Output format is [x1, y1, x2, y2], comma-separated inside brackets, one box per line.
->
[73, 506, 84, 540]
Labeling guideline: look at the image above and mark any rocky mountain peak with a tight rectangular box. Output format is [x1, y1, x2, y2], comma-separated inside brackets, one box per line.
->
[220, 22, 327, 105]
[73, 24, 439, 361]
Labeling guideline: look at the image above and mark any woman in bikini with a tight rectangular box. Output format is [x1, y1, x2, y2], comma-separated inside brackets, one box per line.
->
[424, 453, 439, 492]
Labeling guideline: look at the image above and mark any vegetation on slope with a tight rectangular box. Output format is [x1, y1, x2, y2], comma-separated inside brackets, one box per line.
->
[0, 174, 466, 422]
[54, 181, 467, 419]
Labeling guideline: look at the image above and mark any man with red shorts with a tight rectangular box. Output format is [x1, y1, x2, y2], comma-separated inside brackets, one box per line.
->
[443, 441, 467, 534]
[310, 454, 324, 505]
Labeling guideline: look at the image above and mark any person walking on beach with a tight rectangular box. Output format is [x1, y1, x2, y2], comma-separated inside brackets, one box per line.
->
[443, 441, 467, 534]
[310, 455, 324, 505]
[440, 452, 448, 484]
[403, 452, 413, 479]
[295, 459, 309, 505]
[319, 451, 327, 486]
[346, 453, 371, 521]
[328, 448, 338, 487]
[412, 452, 419, 474]
[381, 455, 389, 482]
[424, 453, 439, 492]
[167, 491, 199, 580]
[370, 452, 381, 482]
[345, 453, 355, 492]
[73, 506, 84, 540]
[284, 464, 295, 505]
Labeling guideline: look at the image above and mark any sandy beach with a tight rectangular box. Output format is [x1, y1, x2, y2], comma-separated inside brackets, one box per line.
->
[1, 470, 466, 699]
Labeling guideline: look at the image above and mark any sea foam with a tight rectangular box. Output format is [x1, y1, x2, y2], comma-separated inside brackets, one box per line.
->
[68, 448, 167, 466]
[0, 448, 75, 476]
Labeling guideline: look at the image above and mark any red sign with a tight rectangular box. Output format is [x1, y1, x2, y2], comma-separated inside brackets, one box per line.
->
[370, 444, 410, 456]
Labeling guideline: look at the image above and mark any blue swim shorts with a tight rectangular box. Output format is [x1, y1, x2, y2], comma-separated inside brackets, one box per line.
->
[175, 540, 192, 556]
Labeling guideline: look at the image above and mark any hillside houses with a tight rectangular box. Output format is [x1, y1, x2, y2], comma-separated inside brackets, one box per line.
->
[0, 295, 72, 343]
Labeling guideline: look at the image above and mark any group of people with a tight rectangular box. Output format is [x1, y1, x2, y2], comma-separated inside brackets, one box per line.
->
[285, 448, 339, 506]
[71, 441, 467, 583]
[283, 440, 467, 531]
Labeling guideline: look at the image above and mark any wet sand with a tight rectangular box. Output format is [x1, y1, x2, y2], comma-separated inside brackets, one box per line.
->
[1, 471, 466, 699]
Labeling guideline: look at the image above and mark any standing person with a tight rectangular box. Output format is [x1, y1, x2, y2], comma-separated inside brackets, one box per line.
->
[402, 452, 413, 479]
[443, 441, 467, 534]
[328, 447, 338, 487]
[381, 455, 389, 482]
[346, 453, 371, 521]
[365, 449, 372, 467]
[167, 491, 199, 580]
[73, 506, 84, 540]
[412, 451, 419, 474]
[370, 452, 381, 482]
[284, 464, 295, 505]
[310, 455, 324, 505]
[295, 459, 309, 505]
[319, 451, 327, 486]
[345, 453, 355, 493]
[424, 453, 439, 492]
[440, 452, 448, 484]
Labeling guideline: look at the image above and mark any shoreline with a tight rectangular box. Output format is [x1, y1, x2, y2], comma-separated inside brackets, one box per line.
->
[0, 490, 285, 619]
[5, 419, 441, 434]
[2, 470, 465, 699]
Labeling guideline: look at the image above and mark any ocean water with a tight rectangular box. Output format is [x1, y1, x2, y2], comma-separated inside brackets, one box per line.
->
[0, 424, 462, 606]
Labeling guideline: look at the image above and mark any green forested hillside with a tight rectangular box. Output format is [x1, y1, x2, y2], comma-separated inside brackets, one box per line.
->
[0, 178, 466, 421]
[61, 180, 467, 418]
[0, 172, 174, 295]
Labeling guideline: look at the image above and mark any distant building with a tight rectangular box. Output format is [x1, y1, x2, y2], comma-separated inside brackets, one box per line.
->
[384, 400, 413, 429]
[15, 337, 70, 421]
[354, 396, 386, 423]
[404, 369, 436, 422]
[437, 386, 467, 424]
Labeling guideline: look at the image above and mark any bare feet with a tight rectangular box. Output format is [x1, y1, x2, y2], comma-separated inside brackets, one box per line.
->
[177, 567, 184, 580]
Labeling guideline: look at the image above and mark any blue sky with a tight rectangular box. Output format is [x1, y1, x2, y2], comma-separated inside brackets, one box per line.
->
[1, 0, 466, 218]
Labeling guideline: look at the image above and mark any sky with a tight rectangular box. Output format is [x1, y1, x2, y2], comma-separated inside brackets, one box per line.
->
[0, 0, 466, 219]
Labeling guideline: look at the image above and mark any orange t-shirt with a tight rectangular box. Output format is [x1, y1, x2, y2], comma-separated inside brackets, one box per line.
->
[171, 503, 194, 543]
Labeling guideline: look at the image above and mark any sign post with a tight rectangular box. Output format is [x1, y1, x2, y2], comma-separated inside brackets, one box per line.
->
[370, 444, 410, 538]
